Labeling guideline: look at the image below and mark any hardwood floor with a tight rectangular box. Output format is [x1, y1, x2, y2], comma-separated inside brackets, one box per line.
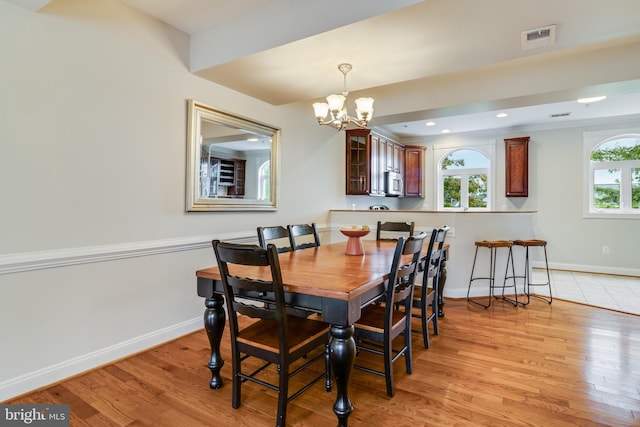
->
[6, 299, 640, 426]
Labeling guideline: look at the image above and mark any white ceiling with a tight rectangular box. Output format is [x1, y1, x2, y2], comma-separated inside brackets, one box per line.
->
[25, 0, 640, 137]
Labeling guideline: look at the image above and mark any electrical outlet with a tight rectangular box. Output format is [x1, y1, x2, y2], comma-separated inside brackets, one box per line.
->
[602, 246, 610, 255]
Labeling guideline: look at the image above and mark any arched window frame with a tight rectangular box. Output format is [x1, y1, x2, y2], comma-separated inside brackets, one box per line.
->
[257, 160, 270, 201]
[433, 140, 496, 211]
[583, 129, 640, 219]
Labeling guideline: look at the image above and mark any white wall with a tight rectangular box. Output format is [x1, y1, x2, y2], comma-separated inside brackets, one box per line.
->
[399, 121, 640, 275]
[0, 0, 345, 400]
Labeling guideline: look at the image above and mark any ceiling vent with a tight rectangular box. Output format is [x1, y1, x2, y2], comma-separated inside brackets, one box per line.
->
[522, 25, 556, 50]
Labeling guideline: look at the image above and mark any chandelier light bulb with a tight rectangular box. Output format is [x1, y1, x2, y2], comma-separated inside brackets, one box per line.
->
[313, 102, 329, 120]
[355, 97, 374, 121]
[327, 94, 346, 113]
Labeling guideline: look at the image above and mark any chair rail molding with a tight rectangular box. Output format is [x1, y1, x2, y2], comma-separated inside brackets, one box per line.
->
[0, 233, 255, 275]
[0, 225, 331, 275]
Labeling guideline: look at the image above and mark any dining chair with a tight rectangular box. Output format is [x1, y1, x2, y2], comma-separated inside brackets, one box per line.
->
[257, 225, 293, 253]
[411, 226, 450, 348]
[211, 240, 331, 427]
[288, 223, 321, 250]
[376, 221, 415, 241]
[353, 232, 428, 397]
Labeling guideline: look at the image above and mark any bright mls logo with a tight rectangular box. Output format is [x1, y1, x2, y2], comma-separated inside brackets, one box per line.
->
[0, 405, 69, 426]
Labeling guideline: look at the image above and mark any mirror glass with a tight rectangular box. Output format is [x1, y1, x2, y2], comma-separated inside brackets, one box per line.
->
[186, 100, 279, 211]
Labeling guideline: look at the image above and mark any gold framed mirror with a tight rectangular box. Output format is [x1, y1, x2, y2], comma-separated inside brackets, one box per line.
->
[186, 100, 279, 211]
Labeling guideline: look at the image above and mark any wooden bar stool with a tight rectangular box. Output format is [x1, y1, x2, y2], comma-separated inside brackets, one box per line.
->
[510, 239, 552, 305]
[466, 240, 517, 308]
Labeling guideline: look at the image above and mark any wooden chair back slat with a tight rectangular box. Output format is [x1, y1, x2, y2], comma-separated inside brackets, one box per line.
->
[383, 232, 428, 320]
[257, 225, 293, 253]
[288, 223, 321, 250]
[376, 221, 415, 241]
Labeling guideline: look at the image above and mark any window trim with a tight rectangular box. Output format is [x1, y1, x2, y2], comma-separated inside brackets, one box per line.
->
[583, 128, 640, 219]
[433, 140, 496, 211]
[257, 160, 270, 201]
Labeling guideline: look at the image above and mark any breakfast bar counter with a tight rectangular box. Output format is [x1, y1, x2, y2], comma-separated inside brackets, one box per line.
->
[328, 210, 537, 301]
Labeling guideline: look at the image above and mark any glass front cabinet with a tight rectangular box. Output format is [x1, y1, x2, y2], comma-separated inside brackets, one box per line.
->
[346, 129, 373, 195]
[345, 129, 422, 197]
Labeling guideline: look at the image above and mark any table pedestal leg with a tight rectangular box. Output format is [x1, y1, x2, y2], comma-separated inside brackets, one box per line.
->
[204, 294, 225, 389]
[330, 324, 355, 427]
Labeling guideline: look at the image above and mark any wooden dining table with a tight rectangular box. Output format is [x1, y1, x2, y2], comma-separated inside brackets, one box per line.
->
[196, 239, 402, 427]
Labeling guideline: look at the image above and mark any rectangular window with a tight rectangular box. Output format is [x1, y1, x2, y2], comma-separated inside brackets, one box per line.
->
[593, 168, 620, 209]
[468, 174, 488, 208]
[443, 176, 461, 208]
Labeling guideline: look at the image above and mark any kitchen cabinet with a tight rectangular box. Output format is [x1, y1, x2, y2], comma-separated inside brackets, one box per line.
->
[370, 134, 383, 196]
[404, 145, 425, 197]
[504, 136, 529, 197]
[384, 140, 404, 173]
[393, 142, 404, 174]
[345, 129, 372, 195]
[209, 156, 246, 197]
[346, 129, 417, 197]
[231, 159, 246, 196]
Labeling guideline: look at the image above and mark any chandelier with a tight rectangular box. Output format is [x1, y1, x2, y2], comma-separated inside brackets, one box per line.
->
[312, 63, 374, 131]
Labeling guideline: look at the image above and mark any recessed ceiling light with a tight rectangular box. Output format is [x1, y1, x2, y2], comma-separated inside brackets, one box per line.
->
[496, 112, 508, 118]
[577, 96, 607, 104]
[441, 129, 450, 134]
[247, 138, 258, 142]
[425, 121, 436, 126]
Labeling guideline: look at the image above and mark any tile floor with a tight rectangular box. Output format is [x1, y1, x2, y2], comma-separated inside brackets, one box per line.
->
[531, 269, 640, 316]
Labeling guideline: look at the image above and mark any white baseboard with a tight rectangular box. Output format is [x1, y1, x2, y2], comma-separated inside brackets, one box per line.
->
[446, 262, 639, 299]
[542, 261, 640, 277]
[0, 317, 203, 402]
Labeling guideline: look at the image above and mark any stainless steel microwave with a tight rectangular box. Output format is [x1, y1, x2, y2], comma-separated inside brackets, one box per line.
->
[385, 171, 403, 196]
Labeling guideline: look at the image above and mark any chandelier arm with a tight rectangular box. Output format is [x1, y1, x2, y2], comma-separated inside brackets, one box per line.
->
[315, 116, 369, 129]
[345, 116, 368, 128]
[316, 117, 343, 129]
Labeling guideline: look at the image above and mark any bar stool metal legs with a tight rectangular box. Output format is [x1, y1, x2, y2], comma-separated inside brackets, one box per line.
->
[511, 239, 552, 305]
[466, 240, 517, 308]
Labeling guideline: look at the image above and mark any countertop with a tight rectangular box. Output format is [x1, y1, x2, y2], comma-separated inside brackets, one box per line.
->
[330, 209, 537, 214]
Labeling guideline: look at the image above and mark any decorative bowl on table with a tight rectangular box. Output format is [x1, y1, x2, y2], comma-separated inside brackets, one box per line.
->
[339, 228, 370, 238]
[340, 226, 370, 255]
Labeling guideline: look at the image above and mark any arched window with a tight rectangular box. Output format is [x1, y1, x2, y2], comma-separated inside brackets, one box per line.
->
[257, 160, 270, 200]
[585, 131, 640, 217]
[438, 148, 491, 210]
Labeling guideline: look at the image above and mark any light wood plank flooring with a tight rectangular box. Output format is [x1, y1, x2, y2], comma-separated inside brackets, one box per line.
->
[6, 299, 640, 426]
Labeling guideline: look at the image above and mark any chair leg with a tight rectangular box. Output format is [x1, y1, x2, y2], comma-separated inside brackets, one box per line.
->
[527, 245, 553, 304]
[432, 273, 440, 336]
[467, 246, 491, 308]
[542, 246, 553, 304]
[384, 337, 395, 397]
[501, 247, 518, 306]
[276, 365, 288, 427]
[421, 292, 430, 348]
[404, 317, 413, 376]
[524, 247, 532, 305]
[232, 355, 242, 409]
[432, 305, 439, 335]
